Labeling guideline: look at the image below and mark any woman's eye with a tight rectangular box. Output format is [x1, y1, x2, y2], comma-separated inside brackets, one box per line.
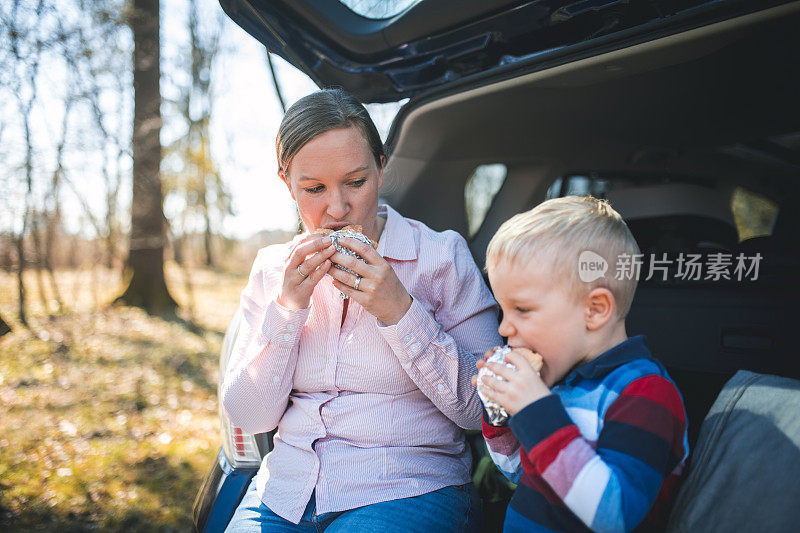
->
[515, 307, 531, 314]
[305, 185, 324, 194]
[350, 178, 366, 188]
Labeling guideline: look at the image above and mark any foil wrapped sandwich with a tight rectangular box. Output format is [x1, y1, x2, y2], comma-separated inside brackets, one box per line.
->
[478, 346, 543, 426]
[315, 225, 377, 299]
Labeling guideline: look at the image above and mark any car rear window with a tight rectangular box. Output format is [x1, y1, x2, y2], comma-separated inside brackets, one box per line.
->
[339, 0, 420, 19]
[546, 175, 780, 243]
[465, 164, 507, 238]
[730, 186, 779, 242]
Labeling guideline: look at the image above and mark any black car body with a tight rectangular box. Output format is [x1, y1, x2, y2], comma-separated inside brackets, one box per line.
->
[194, 1, 800, 531]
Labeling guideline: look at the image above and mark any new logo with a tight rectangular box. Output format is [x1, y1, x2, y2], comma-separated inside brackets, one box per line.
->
[578, 251, 608, 282]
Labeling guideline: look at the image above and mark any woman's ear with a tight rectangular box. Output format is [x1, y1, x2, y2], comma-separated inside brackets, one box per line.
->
[584, 287, 616, 331]
[279, 169, 296, 201]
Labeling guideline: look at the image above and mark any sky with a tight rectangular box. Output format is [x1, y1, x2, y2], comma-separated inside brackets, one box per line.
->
[195, 2, 403, 238]
[0, 0, 403, 241]
[208, 16, 316, 236]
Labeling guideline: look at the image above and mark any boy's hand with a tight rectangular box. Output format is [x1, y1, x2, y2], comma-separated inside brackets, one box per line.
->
[470, 347, 496, 387]
[477, 348, 551, 416]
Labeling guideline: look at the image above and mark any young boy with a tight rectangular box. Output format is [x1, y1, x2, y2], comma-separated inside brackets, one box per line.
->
[474, 196, 688, 532]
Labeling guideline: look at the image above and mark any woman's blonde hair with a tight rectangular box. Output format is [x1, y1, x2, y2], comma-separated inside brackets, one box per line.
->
[486, 196, 641, 318]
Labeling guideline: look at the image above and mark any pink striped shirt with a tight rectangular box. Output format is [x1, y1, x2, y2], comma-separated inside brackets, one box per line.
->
[221, 204, 501, 524]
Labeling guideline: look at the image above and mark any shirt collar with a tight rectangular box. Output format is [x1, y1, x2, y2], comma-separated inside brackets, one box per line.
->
[376, 204, 418, 261]
[564, 335, 651, 384]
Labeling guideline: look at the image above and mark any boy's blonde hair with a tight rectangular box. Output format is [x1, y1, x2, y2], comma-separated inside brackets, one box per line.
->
[486, 196, 640, 318]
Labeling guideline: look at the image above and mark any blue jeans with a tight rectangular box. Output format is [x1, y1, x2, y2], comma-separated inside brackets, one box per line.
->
[225, 477, 480, 533]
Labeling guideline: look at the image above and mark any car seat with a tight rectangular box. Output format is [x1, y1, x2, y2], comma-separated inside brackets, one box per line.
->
[666, 370, 800, 532]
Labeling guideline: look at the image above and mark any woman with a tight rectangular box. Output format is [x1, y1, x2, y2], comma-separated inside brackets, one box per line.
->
[222, 89, 501, 532]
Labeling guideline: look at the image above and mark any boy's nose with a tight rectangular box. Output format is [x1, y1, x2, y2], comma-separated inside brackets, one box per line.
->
[498, 316, 515, 338]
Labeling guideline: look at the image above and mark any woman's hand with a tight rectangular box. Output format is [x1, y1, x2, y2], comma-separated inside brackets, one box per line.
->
[328, 236, 412, 325]
[473, 349, 551, 416]
[276, 235, 335, 310]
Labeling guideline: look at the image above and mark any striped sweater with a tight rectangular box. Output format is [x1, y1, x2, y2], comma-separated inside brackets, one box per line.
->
[483, 335, 689, 532]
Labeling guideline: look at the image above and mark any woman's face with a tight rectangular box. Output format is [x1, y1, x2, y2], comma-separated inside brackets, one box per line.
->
[281, 126, 384, 241]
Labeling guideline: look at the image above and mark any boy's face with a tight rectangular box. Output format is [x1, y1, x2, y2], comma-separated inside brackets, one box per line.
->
[489, 257, 591, 387]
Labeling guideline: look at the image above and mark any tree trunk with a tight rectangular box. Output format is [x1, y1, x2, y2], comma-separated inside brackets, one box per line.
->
[43, 214, 64, 313]
[172, 233, 184, 266]
[31, 216, 51, 315]
[202, 198, 214, 268]
[106, 232, 116, 269]
[115, 0, 177, 315]
[0, 239, 12, 272]
[15, 233, 27, 327]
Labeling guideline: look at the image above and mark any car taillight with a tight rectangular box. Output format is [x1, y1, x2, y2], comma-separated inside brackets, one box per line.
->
[218, 310, 263, 469]
[220, 404, 262, 468]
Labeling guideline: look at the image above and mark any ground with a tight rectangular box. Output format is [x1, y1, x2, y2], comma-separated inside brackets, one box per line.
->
[0, 264, 248, 531]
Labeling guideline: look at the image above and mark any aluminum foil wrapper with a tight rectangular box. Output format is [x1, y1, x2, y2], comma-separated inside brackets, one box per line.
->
[329, 228, 374, 299]
[478, 346, 540, 426]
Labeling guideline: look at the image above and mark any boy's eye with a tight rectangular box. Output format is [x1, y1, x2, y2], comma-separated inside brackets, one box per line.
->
[305, 185, 324, 194]
[350, 178, 366, 187]
[515, 307, 531, 314]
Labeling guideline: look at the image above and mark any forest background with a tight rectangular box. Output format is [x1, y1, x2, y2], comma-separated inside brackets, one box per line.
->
[0, 0, 402, 530]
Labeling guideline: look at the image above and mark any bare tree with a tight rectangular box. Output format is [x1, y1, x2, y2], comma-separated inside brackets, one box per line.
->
[68, 2, 131, 269]
[39, 92, 72, 313]
[5, 0, 46, 326]
[164, 2, 230, 268]
[1, 0, 140, 324]
[115, 0, 177, 314]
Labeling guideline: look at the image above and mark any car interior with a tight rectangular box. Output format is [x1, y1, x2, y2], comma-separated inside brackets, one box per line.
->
[380, 3, 800, 454]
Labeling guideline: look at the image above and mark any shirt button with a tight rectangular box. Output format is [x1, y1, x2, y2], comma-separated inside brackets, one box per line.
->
[410, 343, 421, 353]
[286, 323, 296, 332]
[437, 383, 445, 391]
[272, 376, 280, 384]
[282, 333, 293, 341]
[404, 334, 413, 343]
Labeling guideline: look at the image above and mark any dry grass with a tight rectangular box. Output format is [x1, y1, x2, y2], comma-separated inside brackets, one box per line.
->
[0, 263, 249, 531]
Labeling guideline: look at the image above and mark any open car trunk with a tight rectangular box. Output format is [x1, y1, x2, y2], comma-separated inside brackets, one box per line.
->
[380, 2, 800, 449]
[220, 0, 792, 102]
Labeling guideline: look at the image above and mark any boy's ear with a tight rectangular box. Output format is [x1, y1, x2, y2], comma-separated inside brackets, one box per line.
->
[584, 287, 616, 331]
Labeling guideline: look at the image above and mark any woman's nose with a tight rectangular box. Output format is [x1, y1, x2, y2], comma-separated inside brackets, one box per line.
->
[327, 188, 349, 219]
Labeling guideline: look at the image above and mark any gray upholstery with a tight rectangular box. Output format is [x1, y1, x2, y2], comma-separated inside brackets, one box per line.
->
[667, 370, 800, 532]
